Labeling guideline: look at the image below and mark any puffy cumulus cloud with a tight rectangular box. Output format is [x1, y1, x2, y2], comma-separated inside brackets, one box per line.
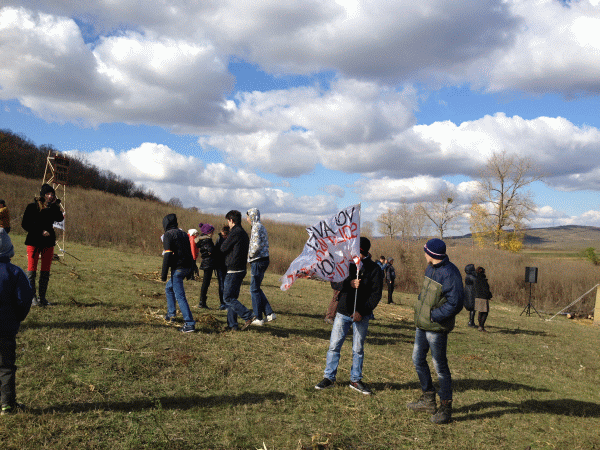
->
[355, 175, 451, 202]
[528, 206, 600, 228]
[0, 7, 233, 128]
[411, 113, 600, 187]
[67, 143, 204, 183]
[476, 0, 600, 96]
[200, 79, 418, 176]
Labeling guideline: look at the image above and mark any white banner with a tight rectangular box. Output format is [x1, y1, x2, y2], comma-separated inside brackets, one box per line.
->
[280, 204, 361, 291]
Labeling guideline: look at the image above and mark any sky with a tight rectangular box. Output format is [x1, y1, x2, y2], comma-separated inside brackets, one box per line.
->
[1, 0, 600, 235]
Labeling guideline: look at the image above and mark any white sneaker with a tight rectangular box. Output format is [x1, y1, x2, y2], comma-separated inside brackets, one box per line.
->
[265, 313, 277, 322]
[251, 318, 265, 326]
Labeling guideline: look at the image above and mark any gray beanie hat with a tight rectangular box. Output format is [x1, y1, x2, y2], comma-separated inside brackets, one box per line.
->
[0, 230, 15, 259]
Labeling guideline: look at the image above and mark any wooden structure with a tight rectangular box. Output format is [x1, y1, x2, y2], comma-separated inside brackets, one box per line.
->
[42, 150, 69, 256]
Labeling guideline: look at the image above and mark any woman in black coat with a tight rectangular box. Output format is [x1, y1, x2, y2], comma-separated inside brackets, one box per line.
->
[474, 266, 493, 332]
[464, 264, 477, 327]
[21, 184, 64, 306]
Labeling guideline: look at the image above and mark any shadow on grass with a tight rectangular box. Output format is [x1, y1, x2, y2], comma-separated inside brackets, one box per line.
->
[376, 378, 550, 394]
[32, 391, 290, 415]
[494, 327, 549, 336]
[454, 398, 600, 421]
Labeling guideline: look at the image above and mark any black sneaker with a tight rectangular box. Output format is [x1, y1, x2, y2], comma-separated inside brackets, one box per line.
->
[349, 381, 372, 395]
[1, 403, 24, 415]
[314, 378, 334, 390]
[179, 324, 195, 333]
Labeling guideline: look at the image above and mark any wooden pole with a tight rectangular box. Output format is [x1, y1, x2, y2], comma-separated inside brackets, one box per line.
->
[595, 285, 600, 326]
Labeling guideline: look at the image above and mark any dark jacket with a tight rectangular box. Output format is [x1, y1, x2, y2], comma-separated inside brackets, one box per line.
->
[475, 273, 493, 300]
[414, 256, 464, 332]
[333, 255, 383, 318]
[161, 214, 194, 281]
[385, 265, 396, 283]
[213, 232, 227, 272]
[196, 235, 215, 270]
[0, 258, 33, 337]
[463, 264, 476, 311]
[220, 224, 249, 271]
[21, 198, 64, 248]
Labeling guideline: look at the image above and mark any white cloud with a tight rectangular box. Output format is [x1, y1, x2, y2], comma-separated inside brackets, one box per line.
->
[477, 0, 600, 95]
[321, 185, 345, 198]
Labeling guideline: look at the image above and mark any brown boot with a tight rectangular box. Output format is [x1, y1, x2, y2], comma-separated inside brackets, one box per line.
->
[406, 391, 437, 413]
[430, 399, 452, 424]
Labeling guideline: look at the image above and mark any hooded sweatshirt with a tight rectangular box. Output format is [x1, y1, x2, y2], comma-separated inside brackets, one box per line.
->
[161, 214, 194, 281]
[247, 208, 269, 263]
[0, 232, 33, 337]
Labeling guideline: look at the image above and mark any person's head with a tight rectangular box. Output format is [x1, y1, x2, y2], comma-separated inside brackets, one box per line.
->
[40, 183, 56, 204]
[0, 199, 5, 207]
[379, 255, 386, 262]
[476, 266, 486, 275]
[246, 208, 260, 224]
[0, 230, 15, 259]
[199, 223, 215, 236]
[188, 228, 199, 237]
[221, 225, 230, 237]
[162, 213, 178, 232]
[359, 237, 371, 258]
[388, 258, 394, 265]
[225, 210, 242, 227]
[424, 238, 446, 264]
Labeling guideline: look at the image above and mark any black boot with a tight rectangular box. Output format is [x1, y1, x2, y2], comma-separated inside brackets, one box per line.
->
[431, 399, 452, 424]
[38, 271, 52, 306]
[26, 271, 39, 306]
[407, 391, 437, 413]
[468, 310, 476, 327]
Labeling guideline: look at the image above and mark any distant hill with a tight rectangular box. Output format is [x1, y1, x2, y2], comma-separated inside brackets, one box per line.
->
[452, 225, 600, 250]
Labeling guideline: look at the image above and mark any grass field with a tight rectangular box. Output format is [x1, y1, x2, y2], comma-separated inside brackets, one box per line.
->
[2, 235, 599, 449]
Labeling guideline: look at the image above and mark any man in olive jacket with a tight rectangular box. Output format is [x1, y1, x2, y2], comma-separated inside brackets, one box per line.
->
[407, 238, 463, 424]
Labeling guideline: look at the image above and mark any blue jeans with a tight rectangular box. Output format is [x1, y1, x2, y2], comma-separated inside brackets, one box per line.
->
[324, 312, 372, 383]
[412, 328, 452, 401]
[224, 270, 253, 329]
[165, 268, 195, 327]
[250, 259, 272, 320]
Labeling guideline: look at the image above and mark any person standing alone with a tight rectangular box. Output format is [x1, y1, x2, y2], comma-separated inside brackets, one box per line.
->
[407, 238, 463, 424]
[21, 184, 64, 306]
[384, 258, 396, 304]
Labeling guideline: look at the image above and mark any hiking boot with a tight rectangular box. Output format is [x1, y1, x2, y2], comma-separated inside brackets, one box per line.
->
[467, 321, 477, 328]
[431, 399, 452, 424]
[407, 391, 437, 413]
[265, 313, 277, 322]
[179, 324, 195, 333]
[314, 378, 334, 390]
[242, 316, 257, 330]
[349, 381, 372, 395]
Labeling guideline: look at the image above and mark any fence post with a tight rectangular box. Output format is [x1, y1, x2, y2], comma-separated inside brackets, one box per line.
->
[595, 285, 600, 326]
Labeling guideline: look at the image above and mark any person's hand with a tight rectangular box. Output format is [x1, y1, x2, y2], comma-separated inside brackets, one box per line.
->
[350, 279, 360, 289]
[351, 311, 362, 322]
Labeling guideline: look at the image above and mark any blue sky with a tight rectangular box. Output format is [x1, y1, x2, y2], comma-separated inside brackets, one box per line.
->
[1, 1, 600, 235]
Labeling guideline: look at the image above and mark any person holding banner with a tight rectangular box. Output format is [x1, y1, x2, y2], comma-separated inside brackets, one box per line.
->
[21, 184, 64, 307]
[220, 210, 255, 331]
[314, 237, 382, 395]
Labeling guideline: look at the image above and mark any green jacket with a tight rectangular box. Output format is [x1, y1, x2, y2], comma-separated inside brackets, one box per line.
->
[414, 275, 456, 333]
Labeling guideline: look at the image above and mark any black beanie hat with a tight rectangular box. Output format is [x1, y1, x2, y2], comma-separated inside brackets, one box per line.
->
[359, 237, 371, 254]
[40, 183, 55, 198]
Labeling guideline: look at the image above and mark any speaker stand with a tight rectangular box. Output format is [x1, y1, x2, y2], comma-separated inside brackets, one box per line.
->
[521, 282, 542, 318]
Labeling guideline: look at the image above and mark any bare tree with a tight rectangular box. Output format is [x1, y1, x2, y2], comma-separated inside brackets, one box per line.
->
[470, 150, 543, 249]
[396, 200, 415, 242]
[167, 197, 184, 208]
[412, 202, 430, 238]
[419, 188, 462, 239]
[377, 208, 402, 240]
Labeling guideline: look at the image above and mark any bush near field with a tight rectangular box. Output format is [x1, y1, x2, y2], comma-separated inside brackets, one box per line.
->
[2, 171, 598, 315]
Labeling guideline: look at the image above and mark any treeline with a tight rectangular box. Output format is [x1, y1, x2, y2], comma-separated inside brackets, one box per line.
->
[0, 129, 159, 201]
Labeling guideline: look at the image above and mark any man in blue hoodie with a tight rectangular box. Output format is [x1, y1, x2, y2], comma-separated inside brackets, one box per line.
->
[407, 238, 463, 424]
[0, 231, 33, 414]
